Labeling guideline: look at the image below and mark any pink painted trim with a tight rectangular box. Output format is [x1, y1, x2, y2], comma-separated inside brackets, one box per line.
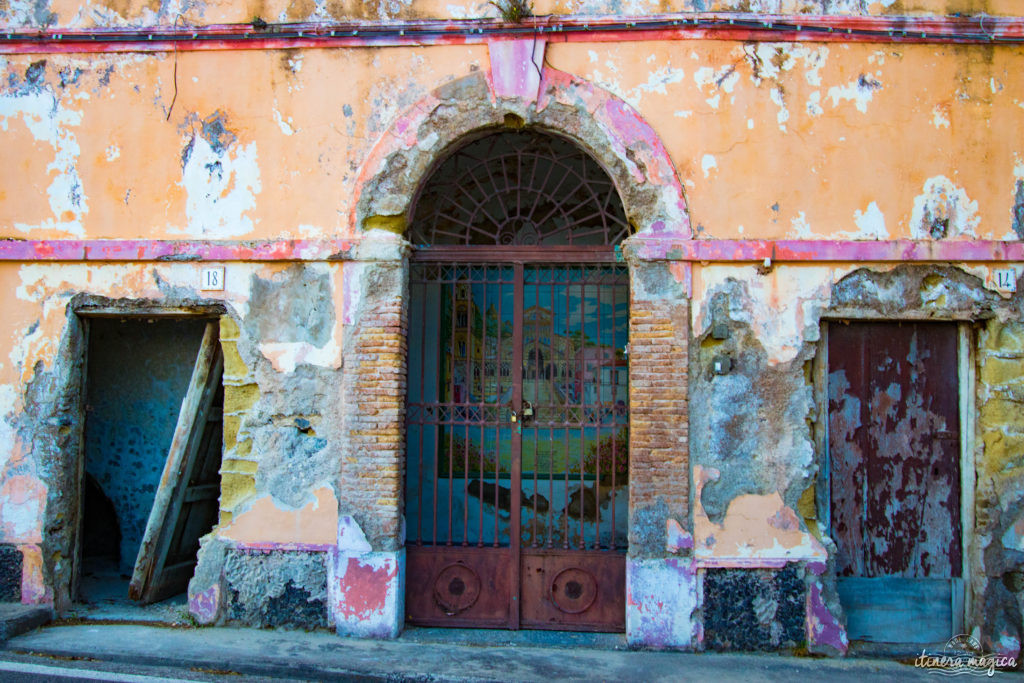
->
[1, 238, 1019, 262]
[0, 239, 355, 261]
[229, 541, 334, 552]
[694, 557, 796, 569]
[1, 13, 1022, 54]
[488, 38, 545, 103]
[350, 63, 691, 238]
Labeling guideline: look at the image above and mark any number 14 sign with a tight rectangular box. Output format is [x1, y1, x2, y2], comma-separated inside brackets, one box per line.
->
[994, 268, 1018, 292]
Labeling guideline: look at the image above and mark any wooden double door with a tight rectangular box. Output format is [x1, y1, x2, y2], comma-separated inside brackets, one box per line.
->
[404, 262, 629, 631]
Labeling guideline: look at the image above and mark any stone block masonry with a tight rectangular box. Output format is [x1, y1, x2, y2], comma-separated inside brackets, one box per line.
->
[218, 315, 259, 527]
[975, 318, 1024, 658]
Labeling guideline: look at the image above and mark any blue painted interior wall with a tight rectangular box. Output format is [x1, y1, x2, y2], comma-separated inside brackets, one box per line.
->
[84, 318, 206, 575]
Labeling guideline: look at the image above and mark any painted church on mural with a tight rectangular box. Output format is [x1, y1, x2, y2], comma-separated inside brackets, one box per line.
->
[1, 0, 1023, 658]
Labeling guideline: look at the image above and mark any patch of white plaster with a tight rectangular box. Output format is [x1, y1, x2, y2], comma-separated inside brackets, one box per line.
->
[285, 53, 303, 74]
[623, 65, 686, 108]
[674, 110, 693, 119]
[0, 385, 21, 475]
[179, 137, 262, 238]
[626, 558, 698, 649]
[694, 265, 856, 365]
[828, 73, 883, 113]
[705, 93, 720, 110]
[738, 44, 829, 131]
[338, 515, 373, 552]
[446, 4, 476, 19]
[258, 340, 341, 373]
[909, 176, 980, 239]
[104, 144, 120, 161]
[273, 107, 296, 136]
[747, 118, 754, 129]
[932, 105, 951, 129]
[771, 87, 789, 131]
[806, 91, 823, 117]
[417, 131, 440, 151]
[0, 474, 46, 543]
[701, 154, 717, 179]
[789, 211, 813, 239]
[694, 65, 739, 94]
[852, 201, 888, 239]
[800, 47, 829, 87]
[0, 86, 87, 236]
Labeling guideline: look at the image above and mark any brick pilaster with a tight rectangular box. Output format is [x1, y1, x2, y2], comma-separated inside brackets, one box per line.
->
[627, 260, 690, 557]
[339, 235, 410, 551]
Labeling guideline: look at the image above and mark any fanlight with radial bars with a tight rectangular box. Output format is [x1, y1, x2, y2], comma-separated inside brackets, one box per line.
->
[409, 131, 631, 248]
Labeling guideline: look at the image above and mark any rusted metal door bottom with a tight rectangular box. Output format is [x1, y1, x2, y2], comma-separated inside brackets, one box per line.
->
[520, 549, 625, 631]
[406, 546, 514, 628]
[406, 546, 625, 631]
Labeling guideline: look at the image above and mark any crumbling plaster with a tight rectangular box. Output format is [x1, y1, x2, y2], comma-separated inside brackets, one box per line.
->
[689, 261, 1022, 653]
[351, 64, 690, 241]
[6, 42, 1024, 246]
[0, 259, 354, 608]
[548, 40, 1024, 242]
[0, 3, 1022, 647]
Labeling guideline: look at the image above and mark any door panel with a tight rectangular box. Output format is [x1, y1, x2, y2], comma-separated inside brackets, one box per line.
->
[406, 263, 628, 631]
[827, 321, 961, 644]
[405, 547, 513, 628]
[520, 549, 625, 631]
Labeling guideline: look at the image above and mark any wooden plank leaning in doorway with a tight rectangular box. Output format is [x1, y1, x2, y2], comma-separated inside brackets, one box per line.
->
[129, 320, 224, 604]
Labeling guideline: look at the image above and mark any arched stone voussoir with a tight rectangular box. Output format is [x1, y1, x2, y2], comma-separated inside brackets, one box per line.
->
[351, 67, 691, 242]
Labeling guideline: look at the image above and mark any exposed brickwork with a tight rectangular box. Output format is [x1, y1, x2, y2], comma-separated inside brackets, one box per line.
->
[627, 269, 690, 556]
[340, 261, 408, 550]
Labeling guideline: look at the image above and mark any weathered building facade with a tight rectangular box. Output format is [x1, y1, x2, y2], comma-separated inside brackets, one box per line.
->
[1, 0, 1022, 657]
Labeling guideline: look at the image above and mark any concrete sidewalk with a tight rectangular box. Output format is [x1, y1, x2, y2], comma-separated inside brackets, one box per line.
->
[0, 621, 948, 682]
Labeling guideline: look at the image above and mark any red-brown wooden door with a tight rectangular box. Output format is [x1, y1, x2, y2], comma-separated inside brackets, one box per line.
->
[404, 262, 628, 631]
[827, 321, 963, 644]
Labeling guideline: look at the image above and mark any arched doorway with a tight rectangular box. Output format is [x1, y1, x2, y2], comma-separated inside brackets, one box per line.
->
[404, 130, 631, 631]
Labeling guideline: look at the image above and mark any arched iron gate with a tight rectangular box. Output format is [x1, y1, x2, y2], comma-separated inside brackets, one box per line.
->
[404, 132, 630, 631]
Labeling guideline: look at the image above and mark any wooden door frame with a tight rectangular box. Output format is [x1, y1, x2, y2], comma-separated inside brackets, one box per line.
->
[68, 303, 224, 603]
[814, 318, 976, 636]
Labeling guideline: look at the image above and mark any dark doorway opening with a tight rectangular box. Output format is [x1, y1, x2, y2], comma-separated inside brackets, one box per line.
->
[78, 317, 223, 611]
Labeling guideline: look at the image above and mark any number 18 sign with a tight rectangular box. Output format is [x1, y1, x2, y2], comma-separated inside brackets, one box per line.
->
[201, 266, 226, 291]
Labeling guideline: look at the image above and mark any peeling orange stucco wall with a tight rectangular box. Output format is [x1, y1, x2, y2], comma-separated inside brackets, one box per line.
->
[3, 41, 1023, 244]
